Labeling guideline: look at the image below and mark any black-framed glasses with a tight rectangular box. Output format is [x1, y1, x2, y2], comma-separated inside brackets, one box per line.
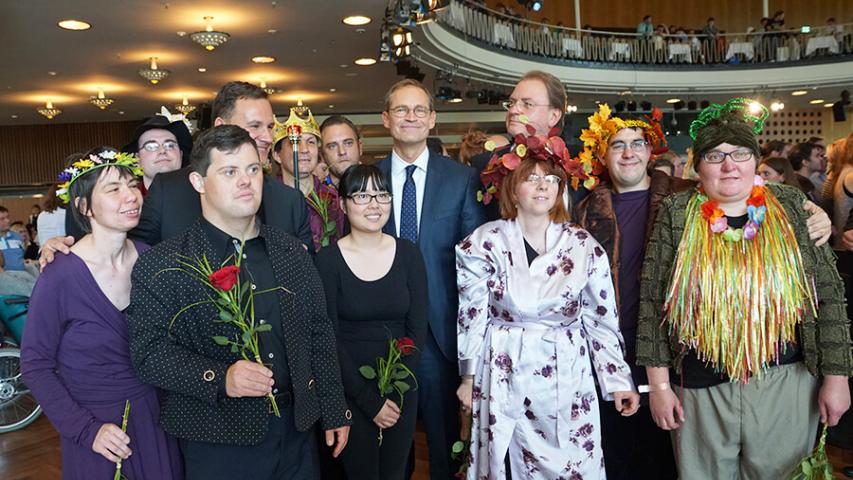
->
[702, 150, 754, 164]
[388, 106, 431, 118]
[609, 139, 649, 154]
[348, 192, 393, 205]
[140, 140, 179, 152]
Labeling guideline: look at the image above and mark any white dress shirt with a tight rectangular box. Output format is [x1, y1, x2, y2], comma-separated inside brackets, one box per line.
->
[390, 147, 430, 237]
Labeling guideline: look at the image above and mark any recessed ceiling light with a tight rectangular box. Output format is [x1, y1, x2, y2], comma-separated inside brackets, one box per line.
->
[339, 64, 349, 68]
[11, 114, 18, 119]
[447, 98, 463, 103]
[58, 19, 91, 30]
[252, 56, 276, 64]
[343, 15, 371, 26]
[328, 104, 335, 108]
[824, 103, 834, 108]
[791, 90, 808, 96]
[666, 98, 681, 104]
[198, 67, 207, 72]
[354, 57, 376, 66]
[329, 88, 337, 92]
[47, 71, 57, 76]
[267, 29, 277, 34]
[176, 31, 187, 37]
[809, 99, 825, 104]
[118, 111, 125, 115]
[345, 72, 358, 77]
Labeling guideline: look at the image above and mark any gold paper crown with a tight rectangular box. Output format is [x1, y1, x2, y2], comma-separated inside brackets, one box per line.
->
[273, 107, 321, 146]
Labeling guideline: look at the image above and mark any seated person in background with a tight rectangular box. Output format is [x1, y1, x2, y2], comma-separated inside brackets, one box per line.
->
[0, 250, 36, 297]
[0, 207, 27, 273]
[10, 221, 39, 261]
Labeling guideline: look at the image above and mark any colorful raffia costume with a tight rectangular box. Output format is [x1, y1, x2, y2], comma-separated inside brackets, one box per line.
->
[636, 99, 853, 480]
[457, 118, 634, 479]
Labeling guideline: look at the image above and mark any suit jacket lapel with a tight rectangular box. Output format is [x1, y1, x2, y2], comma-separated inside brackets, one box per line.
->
[380, 156, 396, 236]
[419, 152, 443, 246]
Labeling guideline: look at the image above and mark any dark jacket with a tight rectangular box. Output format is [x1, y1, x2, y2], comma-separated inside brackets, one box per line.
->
[574, 170, 695, 312]
[378, 151, 486, 362]
[129, 167, 313, 248]
[127, 219, 350, 445]
[636, 183, 853, 377]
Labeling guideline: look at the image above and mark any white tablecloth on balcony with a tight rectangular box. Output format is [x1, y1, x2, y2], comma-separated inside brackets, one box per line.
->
[668, 43, 692, 62]
[562, 38, 583, 58]
[494, 22, 515, 48]
[805, 36, 839, 56]
[448, 0, 466, 29]
[726, 42, 754, 60]
[609, 42, 631, 60]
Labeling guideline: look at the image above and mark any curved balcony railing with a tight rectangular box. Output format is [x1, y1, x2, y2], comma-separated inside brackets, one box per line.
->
[440, 0, 852, 67]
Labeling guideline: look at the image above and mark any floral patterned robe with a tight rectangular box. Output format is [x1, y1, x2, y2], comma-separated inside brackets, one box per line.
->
[456, 220, 634, 479]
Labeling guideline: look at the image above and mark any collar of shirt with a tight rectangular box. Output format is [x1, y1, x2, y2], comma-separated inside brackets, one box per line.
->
[199, 218, 264, 261]
[0, 231, 22, 248]
[390, 146, 430, 176]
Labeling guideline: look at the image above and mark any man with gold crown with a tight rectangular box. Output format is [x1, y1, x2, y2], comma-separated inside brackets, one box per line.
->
[573, 103, 833, 480]
[271, 106, 344, 252]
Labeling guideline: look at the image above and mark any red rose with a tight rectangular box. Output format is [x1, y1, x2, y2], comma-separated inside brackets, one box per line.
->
[209, 265, 240, 291]
[397, 337, 416, 355]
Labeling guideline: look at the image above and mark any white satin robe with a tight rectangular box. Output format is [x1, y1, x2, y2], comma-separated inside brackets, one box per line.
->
[456, 220, 634, 479]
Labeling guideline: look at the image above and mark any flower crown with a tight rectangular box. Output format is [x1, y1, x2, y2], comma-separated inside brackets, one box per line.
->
[479, 117, 603, 205]
[576, 103, 668, 166]
[688, 97, 769, 140]
[56, 151, 144, 203]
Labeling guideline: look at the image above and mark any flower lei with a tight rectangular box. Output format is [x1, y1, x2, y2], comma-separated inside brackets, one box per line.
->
[479, 116, 602, 204]
[56, 151, 144, 203]
[699, 175, 767, 242]
[575, 103, 668, 173]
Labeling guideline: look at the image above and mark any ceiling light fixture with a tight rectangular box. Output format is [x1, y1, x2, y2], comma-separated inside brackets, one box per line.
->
[58, 19, 91, 31]
[252, 56, 276, 64]
[175, 97, 196, 115]
[747, 101, 764, 114]
[566, 105, 578, 113]
[354, 57, 377, 66]
[89, 89, 114, 110]
[666, 98, 681, 104]
[391, 27, 414, 58]
[791, 90, 808, 96]
[190, 16, 230, 51]
[198, 67, 207, 72]
[293, 98, 309, 116]
[38, 100, 62, 119]
[769, 100, 785, 112]
[138, 57, 170, 84]
[343, 15, 371, 26]
[259, 79, 277, 95]
[809, 99, 825, 104]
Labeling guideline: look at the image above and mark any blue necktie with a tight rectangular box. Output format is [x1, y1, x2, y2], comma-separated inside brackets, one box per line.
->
[400, 165, 418, 242]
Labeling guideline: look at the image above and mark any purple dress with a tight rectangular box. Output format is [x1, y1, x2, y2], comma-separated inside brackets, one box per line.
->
[21, 243, 182, 480]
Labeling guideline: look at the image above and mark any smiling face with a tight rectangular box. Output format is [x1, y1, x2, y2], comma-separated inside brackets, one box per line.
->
[216, 97, 275, 161]
[505, 79, 561, 137]
[275, 133, 320, 180]
[382, 85, 436, 149]
[190, 142, 263, 227]
[137, 128, 181, 185]
[698, 142, 757, 207]
[84, 167, 143, 234]
[341, 177, 391, 234]
[604, 127, 652, 192]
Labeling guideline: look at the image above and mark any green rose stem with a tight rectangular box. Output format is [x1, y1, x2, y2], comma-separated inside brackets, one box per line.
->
[359, 337, 418, 445]
[113, 400, 130, 480]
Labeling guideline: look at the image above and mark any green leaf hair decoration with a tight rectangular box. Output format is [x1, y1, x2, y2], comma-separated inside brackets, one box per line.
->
[689, 98, 770, 140]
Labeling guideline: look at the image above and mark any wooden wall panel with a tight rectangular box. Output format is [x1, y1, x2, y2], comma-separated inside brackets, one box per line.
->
[486, 0, 852, 32]
[0, 121, 138, 186]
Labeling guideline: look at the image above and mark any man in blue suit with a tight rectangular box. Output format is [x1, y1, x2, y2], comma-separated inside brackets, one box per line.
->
[378, 79, 485, 479]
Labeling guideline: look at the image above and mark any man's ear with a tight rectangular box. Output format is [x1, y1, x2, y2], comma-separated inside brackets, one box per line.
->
[189, 171, 205, 194]
[213, 117, 225, 127]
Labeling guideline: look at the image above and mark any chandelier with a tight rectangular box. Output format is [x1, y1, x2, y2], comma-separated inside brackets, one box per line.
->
[174, 97, 196, 115]
[138, 57, 170, 85]
[292, 99, 309, 117]
[259, 79, 276, 96]
[38, 101, 62, 119]
[190, 16, 230, 51]
[89, 89, 114, 110]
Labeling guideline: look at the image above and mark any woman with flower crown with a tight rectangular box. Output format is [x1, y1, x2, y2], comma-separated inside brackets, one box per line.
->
[636, 99, 853, 480]
[455, 126, 639, 479]
[21, 147, 182, 479]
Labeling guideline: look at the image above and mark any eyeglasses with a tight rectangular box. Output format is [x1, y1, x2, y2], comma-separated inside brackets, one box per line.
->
[525, 174, 561, 185]
[140, 140, 179, 152]
[609, 140, 649, 154]
[501, 99, 551, 111]
[348, 192, 392, 205]
[388, 106, 431, 118]
[702, 150, 754, 164]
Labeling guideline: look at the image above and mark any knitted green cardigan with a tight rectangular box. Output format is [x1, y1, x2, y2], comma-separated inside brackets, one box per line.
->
[636, 183, 853, 378]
